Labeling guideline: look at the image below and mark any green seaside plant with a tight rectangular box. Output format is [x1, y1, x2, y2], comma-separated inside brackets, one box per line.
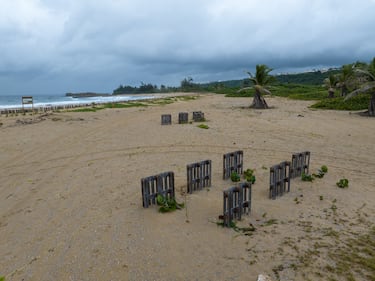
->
[312, 165, 328, 179]
[244, 168, 256, 184]
[156, 194, 184, 213]
[197, 124, 209, 129]
[336, 178, 349, 188]
[302, 172, 314, 182]
[230, 171, 241, 182]
[321, 165, 328, 173]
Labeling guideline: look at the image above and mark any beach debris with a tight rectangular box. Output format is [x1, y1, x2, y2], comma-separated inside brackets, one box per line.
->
[15, 117, 45, 125]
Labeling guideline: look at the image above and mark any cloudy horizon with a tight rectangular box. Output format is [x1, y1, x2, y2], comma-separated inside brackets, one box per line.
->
[1, 0, 375, 95]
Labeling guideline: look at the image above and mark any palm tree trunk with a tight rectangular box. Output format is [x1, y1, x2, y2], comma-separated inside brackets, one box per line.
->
[251, 90, 268, 109]
[328, 88, 335, 98]
[341, 85, 348, 97]
[369, 92, 375, 116]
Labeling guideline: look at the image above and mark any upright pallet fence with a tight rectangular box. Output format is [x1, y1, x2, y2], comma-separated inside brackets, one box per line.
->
[290, 151, 310, 178]
[187, 160, 212, 194]
[269, 161, 291, 199]
[222, 182, 252, 227]
[240, 182, 252, 215]
[141, 171, 175, 208]
[141, 175, 158, 207]
[223, 150, 243, 180]
[192, 111, 205, 122]
[161, 114, 172, 125]
[178, 112, 189, 124]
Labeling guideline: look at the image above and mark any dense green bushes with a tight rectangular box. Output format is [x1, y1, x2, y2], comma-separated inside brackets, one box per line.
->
[310, 94, 369, 110]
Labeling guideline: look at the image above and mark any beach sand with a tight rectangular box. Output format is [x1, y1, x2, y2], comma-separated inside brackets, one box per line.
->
[0, 93, 374, 281]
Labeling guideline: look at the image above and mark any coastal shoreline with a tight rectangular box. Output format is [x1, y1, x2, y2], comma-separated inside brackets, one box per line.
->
[0, 92, 198, 114]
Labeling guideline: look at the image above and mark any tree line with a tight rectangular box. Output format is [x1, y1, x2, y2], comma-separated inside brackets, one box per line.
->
[241, 58, 375, 115]
[113, 58, 375, 116]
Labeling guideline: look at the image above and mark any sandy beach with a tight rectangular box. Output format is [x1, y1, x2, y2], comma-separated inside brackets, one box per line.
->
[0, 93, 374, 281]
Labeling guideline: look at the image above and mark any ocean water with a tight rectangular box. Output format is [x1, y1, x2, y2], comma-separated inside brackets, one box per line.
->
[0, 94, 156, 109]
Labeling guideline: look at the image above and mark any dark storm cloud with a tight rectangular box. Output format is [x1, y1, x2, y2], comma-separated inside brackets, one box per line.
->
[1, 0, 375, 94]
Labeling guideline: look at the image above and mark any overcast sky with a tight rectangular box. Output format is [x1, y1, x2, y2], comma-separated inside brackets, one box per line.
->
[1, 0, 375, 95]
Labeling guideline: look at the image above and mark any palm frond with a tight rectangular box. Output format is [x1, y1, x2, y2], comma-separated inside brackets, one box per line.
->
[246, 71, 254, 79]
[344, 82, 375, 100]
[255, 85, 272, 95]
[355, 68, 375, 81]
[237, 87, 253, 93]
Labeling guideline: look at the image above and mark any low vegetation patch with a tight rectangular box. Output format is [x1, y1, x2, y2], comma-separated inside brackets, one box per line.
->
[301, 172, 314, 182]
[104, 102, 147, 108]
[230, 171, 241, 182]
[243, 168, 256, 184]
[197, 124, 209, 129]
[156, 194, 184, 213]
[336, 178, 349, 188]
[310, 94, 369, 110]
[271, 83, 327, 100]
[216, 220, 256, 235]
[302, 165, 329, 181]
[327, 226, 375, 280]
[225, 83, 327, 100]
[70, 106, 104, 112]
[312, 165, 328, 178]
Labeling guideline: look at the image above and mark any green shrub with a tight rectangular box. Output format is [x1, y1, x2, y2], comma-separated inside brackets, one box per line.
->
[312, 165, 328, 178]
[321, 165, 328, 173]
[244, 168, 256, 184]
[197, 124, 209, 129]
[156, 194, 184, 213]
[230, 171, 241, 182]
[336, 179, 349, 188]
[310, 94, 369, 111]
[302, 172, 314, 182]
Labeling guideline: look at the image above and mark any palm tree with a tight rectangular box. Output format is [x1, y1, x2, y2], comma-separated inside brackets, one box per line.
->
[337, 64, 356, 97]
[323, 74, 338, 98]
[240, 64, 274, 109]
[345, 58, 375, 116]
